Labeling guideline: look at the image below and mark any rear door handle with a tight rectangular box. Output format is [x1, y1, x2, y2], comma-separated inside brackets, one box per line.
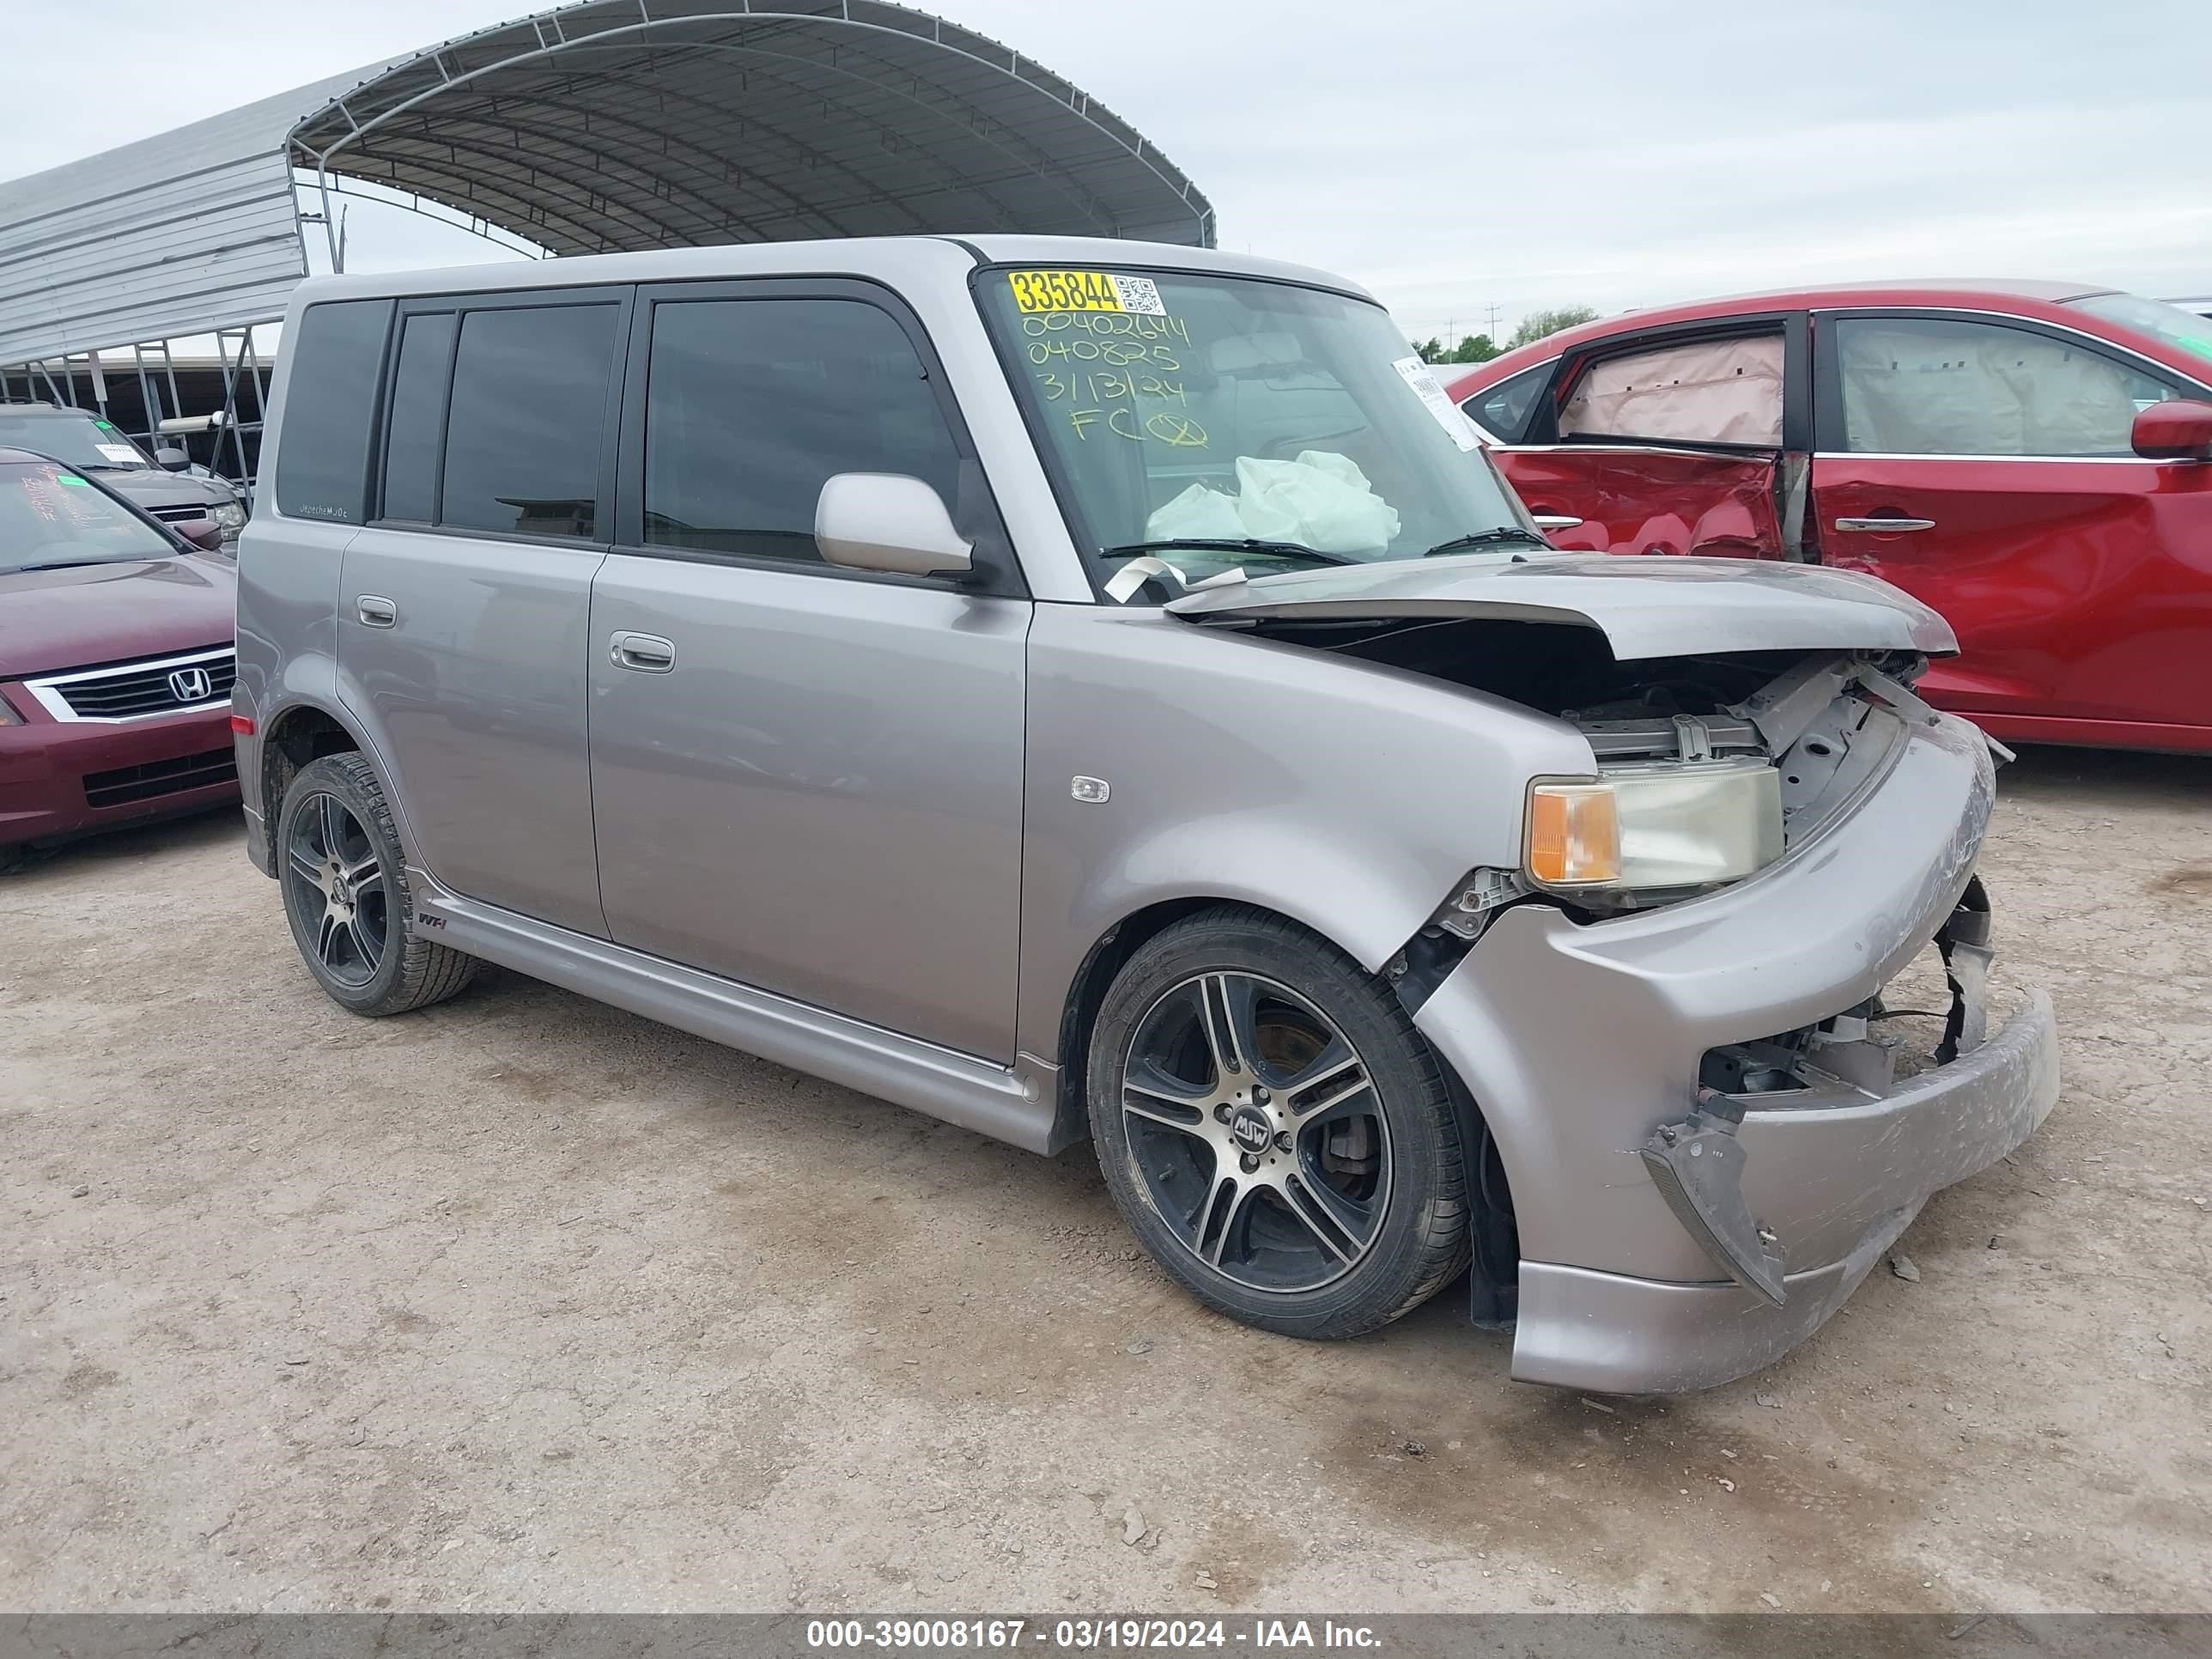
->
[610, 631, 677, 672]
[1833, 516, 1936, 532]
[356, 595, 397, 627]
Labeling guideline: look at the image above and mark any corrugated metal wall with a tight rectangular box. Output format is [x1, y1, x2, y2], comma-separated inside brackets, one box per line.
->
[0, 73, 371, 366]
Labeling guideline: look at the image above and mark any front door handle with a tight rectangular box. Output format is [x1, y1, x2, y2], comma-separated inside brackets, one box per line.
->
[1833, 515, 1936, 533]
[1530, 514, 1583, 531]
[610, 631, 677, 672]
[356, 595, 397, 627]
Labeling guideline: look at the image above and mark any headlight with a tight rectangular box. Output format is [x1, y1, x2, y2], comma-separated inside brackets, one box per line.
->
[1527, 758, 1783, 891]
[214, 501, 247, 534]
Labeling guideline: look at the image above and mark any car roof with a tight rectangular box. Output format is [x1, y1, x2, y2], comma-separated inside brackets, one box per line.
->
[293, 234, 1374, 308]
[0, 446, 61, 462]
[0, 403, 86, 417]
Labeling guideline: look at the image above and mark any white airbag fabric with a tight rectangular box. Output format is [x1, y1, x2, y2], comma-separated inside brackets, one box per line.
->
[1838, 321, 2146, 455]
[1144, 450, 1401, 555]
[1560, 335, 1784, 446]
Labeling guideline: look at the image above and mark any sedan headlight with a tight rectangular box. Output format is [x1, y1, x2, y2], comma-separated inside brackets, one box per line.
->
[214, 501, 248, 535]
[1527, 758, 1783, 892]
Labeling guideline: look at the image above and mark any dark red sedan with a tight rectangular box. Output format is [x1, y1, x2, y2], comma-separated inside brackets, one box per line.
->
[1443, 283, 2212, 753]
[0, 450, 239, 871]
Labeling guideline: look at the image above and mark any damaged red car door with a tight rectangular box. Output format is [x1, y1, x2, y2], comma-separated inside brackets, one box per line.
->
[1474, 314, 1805, 562]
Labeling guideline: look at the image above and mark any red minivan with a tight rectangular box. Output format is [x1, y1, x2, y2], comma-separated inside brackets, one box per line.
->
[0, 450, 239, 871]
[1444, 283, 2212, 754]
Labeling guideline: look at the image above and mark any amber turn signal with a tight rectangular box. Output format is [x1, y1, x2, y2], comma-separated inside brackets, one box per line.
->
[1526, 781, 1621, 886]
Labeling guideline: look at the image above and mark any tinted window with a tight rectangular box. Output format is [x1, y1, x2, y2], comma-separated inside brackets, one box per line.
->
[274, 299, 392, 524]
[380, 312, 455, 523]
[1463, 364, 1550, 441]
[642, 298, 961, 562]
[1835, 316, 2179, 456]
[441, 304, 618, 538]
[1560, 332, 1784, 446]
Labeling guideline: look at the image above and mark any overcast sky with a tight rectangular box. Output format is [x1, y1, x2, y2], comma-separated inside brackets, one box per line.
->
[7, 0, 2207, 345]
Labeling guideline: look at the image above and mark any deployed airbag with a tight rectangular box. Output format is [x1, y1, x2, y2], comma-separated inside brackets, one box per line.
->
[1146, 449, 1401, 555]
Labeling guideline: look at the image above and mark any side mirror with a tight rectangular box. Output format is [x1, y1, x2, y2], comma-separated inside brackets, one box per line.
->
[154, 445, 190, 472]
[2131, 400, 2212, 462]
[815, 472, 974, 578]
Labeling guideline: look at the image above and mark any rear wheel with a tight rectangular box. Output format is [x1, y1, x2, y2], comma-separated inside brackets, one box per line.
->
[1087, 907, 1470, 1339]
[277, 753, 477, 1016]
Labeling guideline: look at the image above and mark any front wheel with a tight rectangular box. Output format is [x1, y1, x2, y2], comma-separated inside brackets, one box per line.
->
[1086, 907, 1471, 1339]
[277, 753, 477, 1017]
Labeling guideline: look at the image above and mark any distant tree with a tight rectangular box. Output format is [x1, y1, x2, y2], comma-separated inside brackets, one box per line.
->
[1446, 333, 1499, 363]
[1412, 337, 1447, 363]
[1508, 306, 1600, 348]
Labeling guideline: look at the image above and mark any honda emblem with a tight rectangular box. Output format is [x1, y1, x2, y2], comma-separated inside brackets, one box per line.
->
[167, 666, 215, 703]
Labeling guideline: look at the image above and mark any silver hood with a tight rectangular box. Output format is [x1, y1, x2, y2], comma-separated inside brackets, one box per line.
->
[1166, 554, 1957, 660]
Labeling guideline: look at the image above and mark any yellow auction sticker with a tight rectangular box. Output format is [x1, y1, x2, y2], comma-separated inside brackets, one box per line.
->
[1008, 269, 1167, 316]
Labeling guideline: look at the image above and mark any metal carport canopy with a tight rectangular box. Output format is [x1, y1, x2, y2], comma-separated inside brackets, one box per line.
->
[0, 0, 1214, 367]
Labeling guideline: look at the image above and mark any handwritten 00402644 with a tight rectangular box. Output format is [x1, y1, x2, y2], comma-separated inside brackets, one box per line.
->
[1023, 313, 1210, 447]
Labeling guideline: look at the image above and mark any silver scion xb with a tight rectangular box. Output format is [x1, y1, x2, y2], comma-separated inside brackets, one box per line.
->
[232, 236, 2059, 1393]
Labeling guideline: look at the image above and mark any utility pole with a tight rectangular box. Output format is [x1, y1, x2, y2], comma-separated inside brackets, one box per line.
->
[1485, 302, 1504, 343]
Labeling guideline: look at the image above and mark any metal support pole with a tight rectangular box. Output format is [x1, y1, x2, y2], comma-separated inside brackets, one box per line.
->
[314, 153, 344, 273]
[158, 341, 184, 457]
[215, 330, 252, 484]
[132, 343, 162, 454]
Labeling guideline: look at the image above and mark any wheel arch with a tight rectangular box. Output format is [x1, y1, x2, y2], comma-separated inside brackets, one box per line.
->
[255, 699, 376, 875]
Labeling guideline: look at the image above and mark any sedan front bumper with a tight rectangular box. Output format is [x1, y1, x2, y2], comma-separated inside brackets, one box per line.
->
[1413, 708, 2060, 1392]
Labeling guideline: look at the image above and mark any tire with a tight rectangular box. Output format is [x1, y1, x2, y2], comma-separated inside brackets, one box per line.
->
[1087, 905, 1470, 1339]
[276, 752, 477, 1017]
[0, 842, 25, 877]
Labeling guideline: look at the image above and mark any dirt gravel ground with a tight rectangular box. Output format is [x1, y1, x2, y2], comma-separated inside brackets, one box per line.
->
[3, 745, 2209, 1614]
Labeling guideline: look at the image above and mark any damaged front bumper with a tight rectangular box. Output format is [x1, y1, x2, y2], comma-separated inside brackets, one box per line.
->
[1412, 707, 2061, 1394]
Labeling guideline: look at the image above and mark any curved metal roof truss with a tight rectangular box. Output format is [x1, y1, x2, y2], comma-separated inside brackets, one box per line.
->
[0, 0, 1210, 365]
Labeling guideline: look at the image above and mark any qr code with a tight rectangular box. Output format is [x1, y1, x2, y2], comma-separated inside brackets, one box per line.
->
[1110, 275, 1166, 315]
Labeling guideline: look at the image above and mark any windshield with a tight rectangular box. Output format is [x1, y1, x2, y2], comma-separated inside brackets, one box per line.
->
[0, 461, 176, 572]
[2063, 292, 2212, 377]
[980, 266, 1539, 592]
[0, 409, 152, 471]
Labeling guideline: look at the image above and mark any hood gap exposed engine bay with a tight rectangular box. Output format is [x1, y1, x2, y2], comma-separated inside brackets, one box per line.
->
[1206, 608, 1935, 917]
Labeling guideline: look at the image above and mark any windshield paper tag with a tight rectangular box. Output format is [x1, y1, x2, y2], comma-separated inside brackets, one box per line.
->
[1009, 270, 1166, 316]
[94, 444, 139, 464]
[1394, 356, 1482, 453]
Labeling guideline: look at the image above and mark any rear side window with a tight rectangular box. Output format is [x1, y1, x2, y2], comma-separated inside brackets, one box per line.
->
[380, 312, 456, 524]
[641, 297, 962, 562]
[1559, 332, 1784, 446]
[1462, 363, 1551, 441]
[440, 304, 620, 539]
[274, 299, 392, 524]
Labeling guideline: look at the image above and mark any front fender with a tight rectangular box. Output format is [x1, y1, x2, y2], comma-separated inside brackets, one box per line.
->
[1013, 603, 1591, 1066]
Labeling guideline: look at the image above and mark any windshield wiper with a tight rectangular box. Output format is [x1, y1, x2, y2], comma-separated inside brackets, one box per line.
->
[1422, 526, 1552, 557]
[1101, 538, 1362, 568]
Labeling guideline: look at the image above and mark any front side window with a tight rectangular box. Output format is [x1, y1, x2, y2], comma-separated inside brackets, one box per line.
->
[641, 297, 963, 563]
[0, 461, 176, 572]
[1833, 315, 2178, 457]
[275, 299, 392, 524]
[980, 267, 1531, 587]
[1558, 333, 1784, 446]
[439, 303, 618, 539]
[0, 410, 151, 474]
